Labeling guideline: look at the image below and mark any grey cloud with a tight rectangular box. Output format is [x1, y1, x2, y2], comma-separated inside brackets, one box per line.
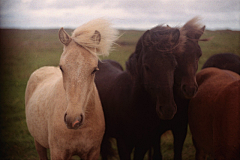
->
[0, 0, 239, 30]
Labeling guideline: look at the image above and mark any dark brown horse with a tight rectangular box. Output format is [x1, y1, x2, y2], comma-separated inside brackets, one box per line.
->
[95, 17, 206, 160]
[96, 26, 180, 160]
[145, 17, 207, 160]
[188, 67, 240, 159]
[202, 53, 240, 74]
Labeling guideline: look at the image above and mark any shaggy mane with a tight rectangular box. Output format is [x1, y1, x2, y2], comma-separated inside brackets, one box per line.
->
[145, 25, 185, 53]
[176, 16, 205, 53]
[126, 17, 207, 74]
[132, 17, 205, 55]
[71, 18, 119, 57]
[181, 17, 204, 38]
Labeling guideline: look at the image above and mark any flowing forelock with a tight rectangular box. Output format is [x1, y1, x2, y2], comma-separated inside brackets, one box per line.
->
[180, 17, 204, 40]
[175, 16, 205, 53]
[71, 18, 119, 58]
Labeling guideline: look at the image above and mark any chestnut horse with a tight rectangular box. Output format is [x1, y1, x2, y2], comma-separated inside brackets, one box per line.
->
[188, 67, 240, 159]
[25, 19, 118, 159]
[95, 17, 206, 160]
[202, 53, 240, 74]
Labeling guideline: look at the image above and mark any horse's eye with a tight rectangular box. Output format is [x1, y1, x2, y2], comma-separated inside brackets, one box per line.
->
[195, 57, 200, 63]
[92, 67, 99, 75]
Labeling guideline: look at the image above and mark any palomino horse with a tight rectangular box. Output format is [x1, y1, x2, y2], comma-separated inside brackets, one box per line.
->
[95, 17, 206, 160]
[25, 19, 118, 159]
[188, 67, 240, 160]
[141, 17, 208, 160]
[202, 53, 240, 74]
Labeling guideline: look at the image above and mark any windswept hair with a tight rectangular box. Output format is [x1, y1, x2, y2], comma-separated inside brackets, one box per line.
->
[181, 17, 204, 39]
[71, 18, 119, 57]
[126, 16, 209, 76]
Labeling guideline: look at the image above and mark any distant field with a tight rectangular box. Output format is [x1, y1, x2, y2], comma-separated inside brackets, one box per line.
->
[0, 28, 239, 159]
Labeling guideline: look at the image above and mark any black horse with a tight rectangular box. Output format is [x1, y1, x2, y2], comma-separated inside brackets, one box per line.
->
[202, 53, 240, 74]
[95, 17, 206, 160]
[137, 17, 207, 160]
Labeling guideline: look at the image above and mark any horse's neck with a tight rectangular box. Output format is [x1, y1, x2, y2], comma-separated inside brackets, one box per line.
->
[173, 84, 181, 96]
[120, 71, 147, 97]
[111, 71, 152, 110]
[173, 85, 190, 112]
[131, 78, 153, 107]
[85, 84, 101, 116]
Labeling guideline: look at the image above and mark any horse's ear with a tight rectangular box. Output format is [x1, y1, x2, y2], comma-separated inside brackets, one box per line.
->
[171, 29, 180, 45]
[126, 53, 139, 78]
[91, 30, 101, 44]
[195, 25, 205, 40]
[59, 27, 72, 46]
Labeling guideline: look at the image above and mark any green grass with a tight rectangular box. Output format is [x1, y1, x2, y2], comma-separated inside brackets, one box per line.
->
[0, 28, 239, 159]
[198, 30, 240, 70]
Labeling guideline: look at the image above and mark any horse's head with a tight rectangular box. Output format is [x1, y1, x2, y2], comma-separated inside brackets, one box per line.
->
[58, 28, 99, 129]
[58, 19, 118, 129]
[127, 26, 180, 120]
[173, 17, 206, 99]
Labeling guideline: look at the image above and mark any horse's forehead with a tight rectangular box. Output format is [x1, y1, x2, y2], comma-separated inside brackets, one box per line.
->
[185, 40, 201, 54]
[143, 50, 175, 63]
[61, 45, 97, 66]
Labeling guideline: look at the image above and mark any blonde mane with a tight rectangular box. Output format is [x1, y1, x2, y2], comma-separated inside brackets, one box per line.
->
[71, 18, 119, 57]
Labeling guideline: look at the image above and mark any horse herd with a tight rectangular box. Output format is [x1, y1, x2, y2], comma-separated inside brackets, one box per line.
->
[25, 17, 240, 160]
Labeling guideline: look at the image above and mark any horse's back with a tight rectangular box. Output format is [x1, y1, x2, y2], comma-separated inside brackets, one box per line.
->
[95, 60, 124, 91]
[202, 53, 240, 74]
[105, 59, 124, 71]
[25, 66, 62, 148]
[97, 60, 123, 76]
[189, 68, 240, 159]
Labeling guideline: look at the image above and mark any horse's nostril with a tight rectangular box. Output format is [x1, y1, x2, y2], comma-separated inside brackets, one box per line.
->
[72, 120, 80, 128]
[182, 84, 198, 99]
[79, 114, 83, 124]
[182, 85, 187, 93]
[64, 112, 84, 129]
[195, 85, 198, 92]
[64, 112, 67, 123]
[72, 114, 84, 128]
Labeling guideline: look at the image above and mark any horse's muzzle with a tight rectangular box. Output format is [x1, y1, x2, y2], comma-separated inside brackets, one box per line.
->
[64, 113, 84, 130]
[156, 104, 177, 120]
[182, 84, 198, 99]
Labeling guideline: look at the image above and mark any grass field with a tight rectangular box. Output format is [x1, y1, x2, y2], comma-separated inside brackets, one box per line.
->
[0, 28, 239, 160]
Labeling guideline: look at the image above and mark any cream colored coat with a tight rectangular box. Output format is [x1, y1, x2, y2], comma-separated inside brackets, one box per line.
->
[25, 66, 105, 159]
[25, 19, 118, 160]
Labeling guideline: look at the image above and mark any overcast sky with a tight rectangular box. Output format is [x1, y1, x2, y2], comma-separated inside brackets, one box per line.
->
[0, 0, 239, 30]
